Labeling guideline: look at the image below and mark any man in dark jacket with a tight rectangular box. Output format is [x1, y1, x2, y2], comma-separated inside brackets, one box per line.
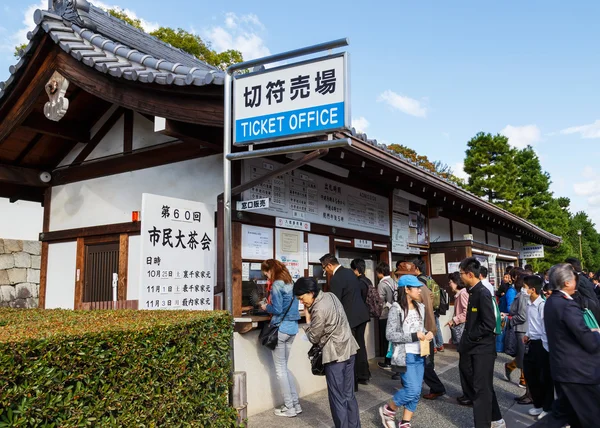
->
[529, 263, 600, 428]
[321, 253, 370, 390]
[565, 257, 600, 321]
[458, 257, 505, 428]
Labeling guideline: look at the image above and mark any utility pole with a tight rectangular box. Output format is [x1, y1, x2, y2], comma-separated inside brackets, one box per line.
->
[577, 230, 583, 266]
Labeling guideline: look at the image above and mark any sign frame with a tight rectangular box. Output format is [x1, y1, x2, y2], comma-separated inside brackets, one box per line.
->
[232, 52, 351, 146]
[520, 245, 545, 259]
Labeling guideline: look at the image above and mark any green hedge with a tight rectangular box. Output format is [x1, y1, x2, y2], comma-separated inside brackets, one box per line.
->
[0, 309, 237, 427]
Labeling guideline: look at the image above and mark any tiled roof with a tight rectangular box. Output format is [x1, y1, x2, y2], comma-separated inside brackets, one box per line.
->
[346, 128, 562, 244]
[0, 1, 225, 100]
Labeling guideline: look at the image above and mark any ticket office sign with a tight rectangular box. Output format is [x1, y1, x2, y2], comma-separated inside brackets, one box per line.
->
[233, 53, 349, 145]
[139, 193, 215, 310]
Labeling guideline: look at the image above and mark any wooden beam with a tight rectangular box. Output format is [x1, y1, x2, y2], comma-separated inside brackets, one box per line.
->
[38, 242, 48, 309]
[70, 107, 125, 167]
[40, 222, 141, 242]
[12, 134, 44, 166]
[56, 51, 224, 126]
[20, 112, 90, 142]
[74, 237, 85, 310]
[53, 141, 216, 186]
[123, 110, 133, 153]
[0, 164, 49, 187]
[155, 118, 223, 152]
[118, 234, 129, 301]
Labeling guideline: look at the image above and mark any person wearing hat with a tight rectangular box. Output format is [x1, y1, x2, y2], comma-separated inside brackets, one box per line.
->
[378, 275, 433, 428]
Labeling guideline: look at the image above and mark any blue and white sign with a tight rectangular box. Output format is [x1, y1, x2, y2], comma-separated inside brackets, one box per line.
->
[233, 53, 349, 145]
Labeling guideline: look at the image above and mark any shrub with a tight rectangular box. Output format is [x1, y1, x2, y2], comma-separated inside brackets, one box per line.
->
[0, 309, 237, 427]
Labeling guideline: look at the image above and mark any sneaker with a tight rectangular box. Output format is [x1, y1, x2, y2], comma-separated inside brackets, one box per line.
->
[378, 362, 391, 370]
[504, 363, 513, 382]
[518, 379, 527, 388]
[491, 419, 506, 428]
[537, 411, 548, 420]
[437, 346, 445, 352]
[378, 404, 396, 428]
[274, 406, 296, 417]
[294, 404, 302, 414]
[398, 423, 411, 428]
[528, 407, 543, 416]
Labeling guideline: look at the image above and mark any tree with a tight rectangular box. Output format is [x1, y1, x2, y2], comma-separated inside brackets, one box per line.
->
[509, 146, 552, 220]
[463, 132, 518, 206]
[13, 43, 27, 58]
[387, 143, 464, 186]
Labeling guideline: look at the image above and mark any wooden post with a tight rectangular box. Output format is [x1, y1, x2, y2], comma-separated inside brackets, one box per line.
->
[232, 371, 248, 424]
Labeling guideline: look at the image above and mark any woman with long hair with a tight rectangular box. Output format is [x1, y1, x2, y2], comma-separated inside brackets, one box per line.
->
[379, 275, 433, 428]
[294, 277, 360, 428]
[445, 272, 468, 345]
[259, 259, 301, 417]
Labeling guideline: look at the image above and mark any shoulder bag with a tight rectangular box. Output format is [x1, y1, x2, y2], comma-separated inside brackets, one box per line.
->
[308, 295, 339, 376]
[259, 297, 295, 350]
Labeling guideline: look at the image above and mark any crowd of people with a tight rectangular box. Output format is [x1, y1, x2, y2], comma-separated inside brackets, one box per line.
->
[257, 254, 600, 428]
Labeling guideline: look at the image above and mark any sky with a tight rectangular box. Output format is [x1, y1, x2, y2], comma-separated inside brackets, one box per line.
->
[1, 0, 600, 238]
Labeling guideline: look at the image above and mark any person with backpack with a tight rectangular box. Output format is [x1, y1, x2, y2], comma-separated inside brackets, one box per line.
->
[350, 258, 374, 385]
[413, 259, 444, 353]
[458, 257, 505, 428]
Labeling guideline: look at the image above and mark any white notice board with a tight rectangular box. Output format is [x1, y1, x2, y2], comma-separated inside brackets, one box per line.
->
[308, 234, 330, 263]
[139, 193, 215, 310]
[276, 228, 305, 281]
[241, 224, 273, 260]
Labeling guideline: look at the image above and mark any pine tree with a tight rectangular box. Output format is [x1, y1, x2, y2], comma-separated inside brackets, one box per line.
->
[509, 146, 552, 219]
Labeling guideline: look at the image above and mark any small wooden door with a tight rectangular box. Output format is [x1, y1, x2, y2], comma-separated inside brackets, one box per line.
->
[84, 242, 119, 303]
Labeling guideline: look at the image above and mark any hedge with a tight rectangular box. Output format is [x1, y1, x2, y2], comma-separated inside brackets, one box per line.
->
[0, 309, 238, 427]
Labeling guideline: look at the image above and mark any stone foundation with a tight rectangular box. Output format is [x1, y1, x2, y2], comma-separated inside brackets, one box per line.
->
[0, 239, 41, 308]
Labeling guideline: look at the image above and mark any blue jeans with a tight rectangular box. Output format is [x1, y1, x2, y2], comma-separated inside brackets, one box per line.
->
[272, 332, 299, 409]
[434, 315, 444, 348]
[393, 353, 425, 412]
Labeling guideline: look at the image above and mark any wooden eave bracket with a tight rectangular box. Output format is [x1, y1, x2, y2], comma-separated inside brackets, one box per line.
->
[0, 164, 50, 187]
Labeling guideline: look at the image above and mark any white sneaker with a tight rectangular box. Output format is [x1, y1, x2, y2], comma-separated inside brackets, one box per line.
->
[491, 419, 506, 428]
[378, 404, 397, 428]
[528, 407, 544, 416]
[274, 406, 296, 417]
[294, 404, 303, 414]
[537, 411, 548, 420]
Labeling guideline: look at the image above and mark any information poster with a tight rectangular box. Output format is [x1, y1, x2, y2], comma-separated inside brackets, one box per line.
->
[139, 194, 215, 310]
[430, 253, 447, 275]
[275, 228, 305, 281]
[242, 158, 389, 235]
[447, 262, 461, 275]
[241, 225, 273, 260]
[308, 234, 329, 263]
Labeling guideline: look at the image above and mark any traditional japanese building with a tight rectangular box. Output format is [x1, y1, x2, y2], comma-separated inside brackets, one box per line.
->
[0, 0, 561, 417]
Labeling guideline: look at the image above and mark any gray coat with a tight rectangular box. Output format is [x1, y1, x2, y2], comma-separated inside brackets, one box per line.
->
[378, 276, 396, 319]
[304, 291, 359, 365]
[510, 292, 529, 333]
[386, 301, 426, 369]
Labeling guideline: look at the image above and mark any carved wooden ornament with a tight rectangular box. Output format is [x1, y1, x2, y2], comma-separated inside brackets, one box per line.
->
[44, 71, 70, 122]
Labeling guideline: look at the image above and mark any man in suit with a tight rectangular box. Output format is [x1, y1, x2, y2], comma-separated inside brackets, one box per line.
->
[321, 253, 371, 390]
[458, 257, 505, 428]
[565, 257, 600, 322]
[529, 263, 600, 428]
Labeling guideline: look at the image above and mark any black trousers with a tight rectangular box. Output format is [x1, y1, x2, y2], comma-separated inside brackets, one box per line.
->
[424, 341, 446, 394]
[324, 355, 361, 428]
[351, 321, 370, 385]
[378, 318, 390, 364]
[459, 352, 502, 428]
[528, 382, 600, 428]
[523, 340, 554, 411]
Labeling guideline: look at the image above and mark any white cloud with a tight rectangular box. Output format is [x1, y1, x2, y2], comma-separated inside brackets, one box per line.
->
[352, 117, 369, 132]
[560, 120, 600, 139]
[453, 162, 469, 180]
[377, 90, 427, 118]
[500, 124, 542, 148]
[204, 13, 269, 61]
[573, 179, 600, 197]
[583, 166, 596, 180]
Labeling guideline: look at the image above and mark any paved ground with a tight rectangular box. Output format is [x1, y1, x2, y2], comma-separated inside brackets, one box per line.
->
[248, 349, 538, 428]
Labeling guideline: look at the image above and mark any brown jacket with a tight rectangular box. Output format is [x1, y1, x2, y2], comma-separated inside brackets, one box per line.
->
[419, 283, 437, 334]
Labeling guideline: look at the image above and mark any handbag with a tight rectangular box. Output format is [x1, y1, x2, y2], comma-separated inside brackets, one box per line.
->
[258, 298, 295, 350]
[307, 296, 339, 376]
[503, 320, 518, 357]
[583, 308, 600, 329]
[450, 322, 465, 346]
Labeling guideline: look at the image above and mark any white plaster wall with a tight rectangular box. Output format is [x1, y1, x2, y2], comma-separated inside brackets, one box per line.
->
[488, 232, 499, 247]
[133, 113, 173, 150]
[452, 221, 469, 241]
[430, 217, 451, 243]
[87, 116, 125, 160]
[127, 235, 140, 300]
[50, 155, 222, 231]
[500, 236, 512, 250]
[0, 199, 43, 240]
[45, 242, 76, 309]
[472, 227, 486, 243]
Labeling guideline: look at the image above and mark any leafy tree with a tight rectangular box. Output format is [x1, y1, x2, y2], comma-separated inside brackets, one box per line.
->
[463, 132, 518, 205]
[107, 8, 143, 30]
[509, 146, 552, 219]
[387, 143, 464, 185]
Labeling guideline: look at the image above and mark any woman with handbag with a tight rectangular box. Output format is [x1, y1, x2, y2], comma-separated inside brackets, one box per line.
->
[378, 275, 433, 428]
[445, 272, 468, 346]
[293, 277, 361, 428]
[259, 259, 301, 417]
[504, 273, 529, 392]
